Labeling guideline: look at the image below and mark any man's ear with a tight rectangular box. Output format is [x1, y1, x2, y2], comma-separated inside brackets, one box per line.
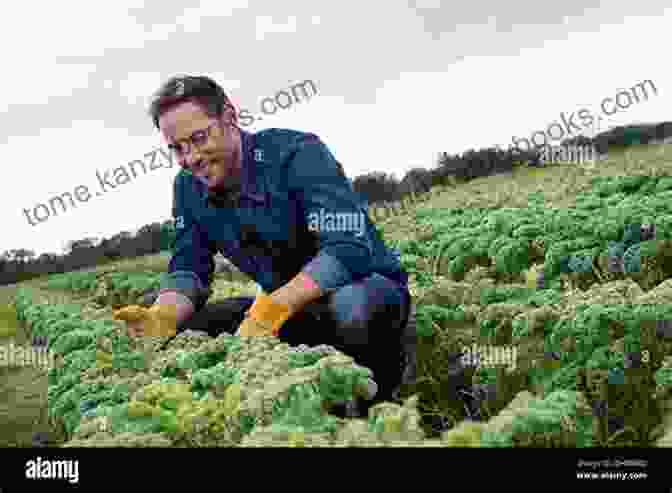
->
[221, 104, 238, 128]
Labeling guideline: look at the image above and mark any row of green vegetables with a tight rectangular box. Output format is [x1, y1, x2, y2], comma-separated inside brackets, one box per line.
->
[13, 288, 373, 442]
[13, 285, 613, 446]
[383, 175, 672, 439]
[389, 176, 672, 287]
[45, 270, 162, 296]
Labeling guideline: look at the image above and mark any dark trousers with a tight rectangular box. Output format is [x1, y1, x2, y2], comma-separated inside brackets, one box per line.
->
[175, 273, 412, 401]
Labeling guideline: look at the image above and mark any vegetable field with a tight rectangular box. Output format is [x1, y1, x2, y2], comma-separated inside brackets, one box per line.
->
[3, 144, 672, 447]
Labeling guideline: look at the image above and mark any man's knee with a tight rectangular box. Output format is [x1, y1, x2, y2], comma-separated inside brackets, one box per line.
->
[327, 274, 408, 346]
[330, 283, 369, 323]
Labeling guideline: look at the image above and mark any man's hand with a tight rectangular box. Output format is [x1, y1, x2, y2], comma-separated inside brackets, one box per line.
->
[234, 273, 321, 337]
[235, 294, 291, 337]
[113, 304, 178, 337]
[236, 317, 275, 337]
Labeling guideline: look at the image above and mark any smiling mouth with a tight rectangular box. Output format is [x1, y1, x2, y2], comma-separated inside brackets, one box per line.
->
[192, 158, 216, 177]
[195, 155, 240, 190]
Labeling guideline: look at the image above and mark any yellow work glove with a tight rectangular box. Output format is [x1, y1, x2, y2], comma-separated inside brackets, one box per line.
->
[236, 294, 291, 337]
[112, 304, 178, 338]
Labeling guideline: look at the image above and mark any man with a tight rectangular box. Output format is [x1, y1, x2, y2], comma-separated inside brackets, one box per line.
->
[113, 75, 417, 411]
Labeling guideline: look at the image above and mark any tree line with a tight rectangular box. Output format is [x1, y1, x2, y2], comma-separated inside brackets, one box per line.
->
[0, 222, 176, 285]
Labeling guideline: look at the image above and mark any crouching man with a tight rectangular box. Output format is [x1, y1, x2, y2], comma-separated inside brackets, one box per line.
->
[113, 75, 416, 410]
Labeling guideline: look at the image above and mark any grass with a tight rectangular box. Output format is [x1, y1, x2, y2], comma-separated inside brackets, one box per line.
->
[0, 303, 19, 339]
[0, 294, 62, 446]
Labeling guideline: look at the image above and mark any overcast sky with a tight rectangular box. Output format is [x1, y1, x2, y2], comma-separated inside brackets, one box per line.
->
[1, 0, 670, 256]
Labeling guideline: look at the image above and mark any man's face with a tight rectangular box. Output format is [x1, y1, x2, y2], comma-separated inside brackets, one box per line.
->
[158, 100, 241, 192]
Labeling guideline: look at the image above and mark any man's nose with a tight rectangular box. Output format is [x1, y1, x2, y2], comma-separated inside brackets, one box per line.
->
[182, 149, 205, 172]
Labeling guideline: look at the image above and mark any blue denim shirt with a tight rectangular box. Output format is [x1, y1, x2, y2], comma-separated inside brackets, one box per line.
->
[160, 128, 407, 310]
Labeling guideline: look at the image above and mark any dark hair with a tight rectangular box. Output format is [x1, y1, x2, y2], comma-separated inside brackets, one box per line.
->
[148, 75, 237, 129]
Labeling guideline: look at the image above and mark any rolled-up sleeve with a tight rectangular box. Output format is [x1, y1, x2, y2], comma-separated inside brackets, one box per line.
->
[287, 135, 373, 293]
[159, 172, 215, 310]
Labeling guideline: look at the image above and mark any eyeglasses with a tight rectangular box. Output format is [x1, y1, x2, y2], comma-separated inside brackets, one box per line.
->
[167, 123, 217, 157]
